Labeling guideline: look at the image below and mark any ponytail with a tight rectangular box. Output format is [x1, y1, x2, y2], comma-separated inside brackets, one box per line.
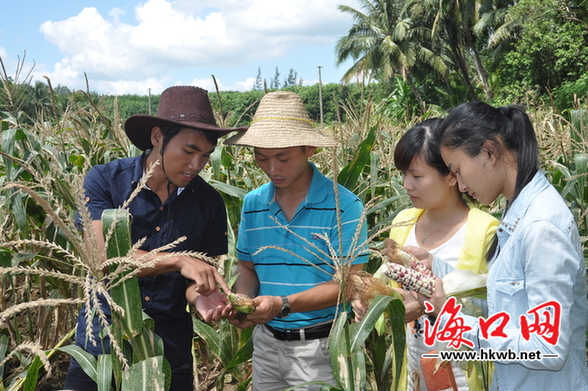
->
[439, 102, 539, 261]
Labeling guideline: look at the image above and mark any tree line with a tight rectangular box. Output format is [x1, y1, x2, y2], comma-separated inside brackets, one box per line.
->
[1, 0, 587, 127]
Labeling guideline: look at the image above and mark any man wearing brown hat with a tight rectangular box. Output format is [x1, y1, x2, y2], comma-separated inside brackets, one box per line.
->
[63, 86, 245, 391]
[224, 91, 369, 390]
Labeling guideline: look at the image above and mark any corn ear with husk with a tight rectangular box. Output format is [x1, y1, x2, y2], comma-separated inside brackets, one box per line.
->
[379, 262, 436, 298]
[227, 293, 256, 314]
[442, 269, 487, 299]
[344, 271, 395, 302]
[382, 238, 417, 266]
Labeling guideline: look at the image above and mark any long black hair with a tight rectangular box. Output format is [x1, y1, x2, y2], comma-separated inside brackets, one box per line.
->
[394, 118, 447, 175]
[438, 102, 539, 260]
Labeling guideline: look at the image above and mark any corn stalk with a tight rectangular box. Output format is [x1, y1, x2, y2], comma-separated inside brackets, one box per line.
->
[101, 208, 171, 391]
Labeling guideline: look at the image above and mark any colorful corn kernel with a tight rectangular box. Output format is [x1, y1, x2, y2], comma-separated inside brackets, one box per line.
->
[380, 262, 436, 298]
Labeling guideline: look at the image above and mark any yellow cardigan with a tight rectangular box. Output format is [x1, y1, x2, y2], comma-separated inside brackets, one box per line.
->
[387, 207, 498, 391]
[388, 207, 499, 273]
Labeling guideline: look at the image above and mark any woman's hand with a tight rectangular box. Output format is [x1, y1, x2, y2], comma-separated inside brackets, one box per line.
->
[394, 288, 426, 323]
[415, 277, 446, 317]
[402, 245, 434, 269]
[352, 298, 369, 323]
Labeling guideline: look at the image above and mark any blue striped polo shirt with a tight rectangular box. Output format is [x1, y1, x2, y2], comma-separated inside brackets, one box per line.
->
[236, 163, 369, 329]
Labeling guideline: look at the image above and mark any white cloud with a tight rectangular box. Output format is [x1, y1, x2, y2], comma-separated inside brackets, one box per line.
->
[35, 0, 360, 93]
[93, 78, 167, 96]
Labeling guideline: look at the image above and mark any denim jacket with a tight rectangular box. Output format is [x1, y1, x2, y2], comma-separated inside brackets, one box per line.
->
[435, 171, 588, 391]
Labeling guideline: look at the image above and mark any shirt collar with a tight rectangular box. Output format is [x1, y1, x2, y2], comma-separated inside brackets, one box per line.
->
[499, 170, 548, 234]
[130, 152, 147, 186]
[131, 150, 185, 195]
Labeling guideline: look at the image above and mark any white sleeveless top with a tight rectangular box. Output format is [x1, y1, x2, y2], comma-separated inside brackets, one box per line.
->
[405, 222, 467, 268]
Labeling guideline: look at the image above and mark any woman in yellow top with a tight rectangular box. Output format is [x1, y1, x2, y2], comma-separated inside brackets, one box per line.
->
[379, 118, 498, 391]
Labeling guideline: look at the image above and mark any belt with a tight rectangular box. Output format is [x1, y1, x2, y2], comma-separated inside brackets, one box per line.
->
[265, 322, 333, 341]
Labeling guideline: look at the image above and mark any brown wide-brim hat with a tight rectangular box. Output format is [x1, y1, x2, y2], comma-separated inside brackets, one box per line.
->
[224, 91, 337, 148]
[125, 85, 247, 151]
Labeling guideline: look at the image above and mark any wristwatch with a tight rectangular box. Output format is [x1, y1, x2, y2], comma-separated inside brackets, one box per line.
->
[277, 295, 291, 318]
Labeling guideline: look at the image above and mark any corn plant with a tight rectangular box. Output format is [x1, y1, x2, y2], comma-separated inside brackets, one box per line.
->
[191, 319, 253, 391]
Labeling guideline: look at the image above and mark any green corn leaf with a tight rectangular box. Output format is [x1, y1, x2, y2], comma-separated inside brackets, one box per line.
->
[58, 345, 98, 382]
[350, 295, 397, 353]
[121, 356, 168, 391]
[209, 179, 248, 199]
[101, 209, 143, 338]
[192, 318, 221, 355]
[101, 208, 171, 389]
[329, 312, 366, 391]
[21, 356, 43, 391]
[218, 320, 241, 367]
[225, 334, 253, 370]
[128, 326, 166, 363]
[97, 354, 113, 391]
[337, 126, 378, 192]
[210, 145, 223, 178]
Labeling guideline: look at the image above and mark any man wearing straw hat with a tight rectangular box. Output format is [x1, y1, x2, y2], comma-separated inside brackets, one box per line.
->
[225, 91, 369, 390]
[64, 86, 245, 391]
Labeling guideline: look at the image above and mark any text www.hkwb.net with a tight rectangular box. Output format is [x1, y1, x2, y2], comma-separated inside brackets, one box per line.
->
[423, 348, 559, 362]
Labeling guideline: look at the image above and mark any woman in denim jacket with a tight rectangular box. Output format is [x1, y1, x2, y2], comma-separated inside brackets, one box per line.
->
[420, 101, 588, 391]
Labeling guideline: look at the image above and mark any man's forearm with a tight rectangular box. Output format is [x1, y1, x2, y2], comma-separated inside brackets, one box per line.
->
[233, 261, 259, 297]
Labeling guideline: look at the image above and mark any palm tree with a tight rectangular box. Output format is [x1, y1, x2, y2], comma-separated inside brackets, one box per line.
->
[405, 0, 493, 100]
[474, 0, 519, 62]
[21, 81, 53, 122]
[335, 0, 447, 112]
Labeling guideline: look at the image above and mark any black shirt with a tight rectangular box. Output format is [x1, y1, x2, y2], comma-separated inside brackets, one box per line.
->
[76, 153, 227, 369]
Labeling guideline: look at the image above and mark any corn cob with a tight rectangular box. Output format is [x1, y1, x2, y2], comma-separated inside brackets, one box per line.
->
[380, 262, 436, 298]
[382, 238, 417, 266]
[227, 293, 256, 314]
[408, 259, 429, 274]
[345, 271, 394, 302]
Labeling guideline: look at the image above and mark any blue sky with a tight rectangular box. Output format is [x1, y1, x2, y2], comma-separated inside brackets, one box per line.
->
[0, 0, 362, 96]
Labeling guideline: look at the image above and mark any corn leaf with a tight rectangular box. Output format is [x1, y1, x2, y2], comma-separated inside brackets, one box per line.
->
[329, 311, 366, 391]
[58, 345, 98, 382]
[337, 126, 378, 192]
[97, 354, 113, 391]
[192, 318, 221, 356]
[21, 356, 43, 391]
[102, 209, 143, 338]
[121, 356, 167, 391]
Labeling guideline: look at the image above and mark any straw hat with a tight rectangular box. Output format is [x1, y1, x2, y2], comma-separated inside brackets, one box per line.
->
[224, 91, 337, 148]
[125, 85, 247, 151]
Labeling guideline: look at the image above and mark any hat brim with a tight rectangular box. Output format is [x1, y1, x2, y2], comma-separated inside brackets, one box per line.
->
[224, 116, 338, 148]
[224, 128, 337, 148]
[125, 114, 248, 151]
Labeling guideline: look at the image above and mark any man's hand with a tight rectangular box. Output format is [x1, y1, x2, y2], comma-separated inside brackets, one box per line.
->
[228, 295, 282, 326]
[178, 256, 231, 296]
[242, 295, 282, 324]
[193, 291, 232, 322]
